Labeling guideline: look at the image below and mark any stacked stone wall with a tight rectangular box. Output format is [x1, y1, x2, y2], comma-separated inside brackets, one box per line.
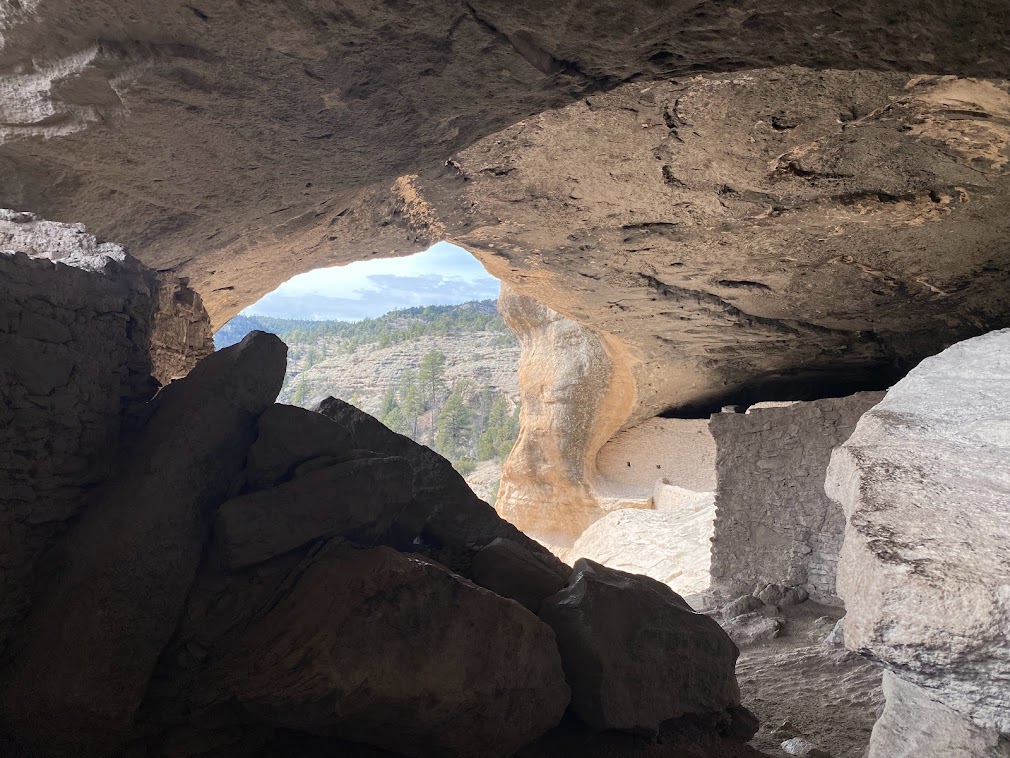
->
[0, 211, 212, 654]
[708, 392, 883, 603]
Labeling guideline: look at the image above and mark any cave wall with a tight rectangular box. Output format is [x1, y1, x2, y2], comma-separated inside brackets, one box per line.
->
[709, 392, 884, 602]
[0, 211, 212, 655]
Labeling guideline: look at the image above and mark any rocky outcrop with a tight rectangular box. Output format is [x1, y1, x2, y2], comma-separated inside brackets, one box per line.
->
[214, 455, 413, 569]
[710, 393, 884, 603]
[470, 537, 568, 614]
[496, 284, 635, 544]
[828, 329, 1010, 741]
[0, 331, 286, 756]
[0, 325, 764, 756]
[561, 500, 716, 596]
[315, 394, 570, 584]
[540, 559, 742, 734]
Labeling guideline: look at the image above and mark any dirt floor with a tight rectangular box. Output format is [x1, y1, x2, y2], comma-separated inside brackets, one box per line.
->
[731, 601, 883, 758]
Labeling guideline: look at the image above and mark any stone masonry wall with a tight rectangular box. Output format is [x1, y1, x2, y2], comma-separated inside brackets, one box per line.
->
[0, 210, 212, 656]
[708, 392, 884, 603]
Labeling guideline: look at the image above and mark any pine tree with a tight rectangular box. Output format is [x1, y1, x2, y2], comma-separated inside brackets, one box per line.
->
[418, 348, 447, 443]
[401, 381, 423, 441]
[435, 387, 471, 459]
[380, 386, 398, 417]
[291, 378, 310, 407]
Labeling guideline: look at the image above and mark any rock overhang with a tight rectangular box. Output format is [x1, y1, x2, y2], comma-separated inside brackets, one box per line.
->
[2, 2, 1010, 419]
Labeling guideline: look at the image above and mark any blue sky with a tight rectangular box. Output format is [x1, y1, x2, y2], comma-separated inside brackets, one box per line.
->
[242, 242, 501, 321]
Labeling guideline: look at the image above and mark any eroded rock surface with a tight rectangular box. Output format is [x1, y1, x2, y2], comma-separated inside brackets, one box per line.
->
[496, 284, 634, 543]
[828, 330, 1010, 734]
[868, 672, 1010, 758]
[562, 501, 716, 596]
[0, 210, 211, 658]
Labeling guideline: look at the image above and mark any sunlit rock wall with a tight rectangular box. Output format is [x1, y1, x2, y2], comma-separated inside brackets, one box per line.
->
[709, 392, 884, 602]
[495, 284, 635, 545]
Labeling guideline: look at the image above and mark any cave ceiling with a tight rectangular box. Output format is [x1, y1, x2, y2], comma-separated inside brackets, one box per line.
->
[2, 0, 1010, 420]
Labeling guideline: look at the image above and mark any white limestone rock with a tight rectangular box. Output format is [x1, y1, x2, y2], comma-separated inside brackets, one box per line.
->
[827, 329, 1010, 732]
[867, 672, 1010, 758]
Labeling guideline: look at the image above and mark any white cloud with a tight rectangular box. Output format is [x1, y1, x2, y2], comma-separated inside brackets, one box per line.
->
[242, 242, 501, 321]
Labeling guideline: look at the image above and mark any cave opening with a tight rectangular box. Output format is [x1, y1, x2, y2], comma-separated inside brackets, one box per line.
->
[213, 241, 522, 506]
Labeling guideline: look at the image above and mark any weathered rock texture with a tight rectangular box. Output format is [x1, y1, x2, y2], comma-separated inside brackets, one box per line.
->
[710, 392, 884, 602]
[562, 498, 716, 596]
[828, 329, 1010, 735]
[868, 672, 1010, 758]
[0, 210, 211, 657]
[4, 0, 1010, 459]
[540, 559, 741, 734]
[193, 541, 571, 758]
[496, 284, 634, 544]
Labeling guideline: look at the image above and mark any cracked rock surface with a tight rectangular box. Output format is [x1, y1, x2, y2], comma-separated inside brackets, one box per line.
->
[2, 6, 1010, 420]
[828, 329, 1010, 734]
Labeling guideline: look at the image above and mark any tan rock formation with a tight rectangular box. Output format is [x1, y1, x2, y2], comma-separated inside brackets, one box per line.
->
[562, 499, 716, 596]
[496, 283, 635, 544]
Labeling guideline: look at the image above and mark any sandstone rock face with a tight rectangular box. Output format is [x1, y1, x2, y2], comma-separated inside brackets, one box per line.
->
[710, 393, 884, 602]
[0, 211, 211, 656]
[193, 541, 571, 758]
[496, 284, 634, 544]
[6, 1, 1009, 329]
[0, 331, 286, 756]
[540, 559, 740, 733]
[215, 455, 413, 570]
[868, 672, 1010, 758]
[562, 501, 716, 596]
[828, 329, 1010, 733]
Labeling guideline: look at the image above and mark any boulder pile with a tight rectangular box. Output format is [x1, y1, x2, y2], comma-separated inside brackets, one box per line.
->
[0, 333, 759, 758]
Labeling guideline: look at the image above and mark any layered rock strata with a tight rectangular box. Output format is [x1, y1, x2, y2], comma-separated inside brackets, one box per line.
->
[828, 330, 1010, 751]
[710, 392, 884, 602]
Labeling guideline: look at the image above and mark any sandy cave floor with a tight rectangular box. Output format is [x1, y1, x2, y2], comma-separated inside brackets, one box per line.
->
[727, 602, 883, 758]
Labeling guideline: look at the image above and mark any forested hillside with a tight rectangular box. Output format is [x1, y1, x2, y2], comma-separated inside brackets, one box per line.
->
[216, 301, 521, 501]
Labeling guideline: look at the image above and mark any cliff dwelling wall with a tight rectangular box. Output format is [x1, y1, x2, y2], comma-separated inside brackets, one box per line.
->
[709, 392, 884, 603]
[0, 210, 212, 654]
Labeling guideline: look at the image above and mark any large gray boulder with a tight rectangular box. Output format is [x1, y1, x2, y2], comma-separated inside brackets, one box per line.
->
[539, 559, 741, 733]
[0, 332, 286, 756]
[868, 672, 1010, 758]
[214, 455, 414, 569]
[192, 541, 571, 758]
[827, 329, 1010, 733]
